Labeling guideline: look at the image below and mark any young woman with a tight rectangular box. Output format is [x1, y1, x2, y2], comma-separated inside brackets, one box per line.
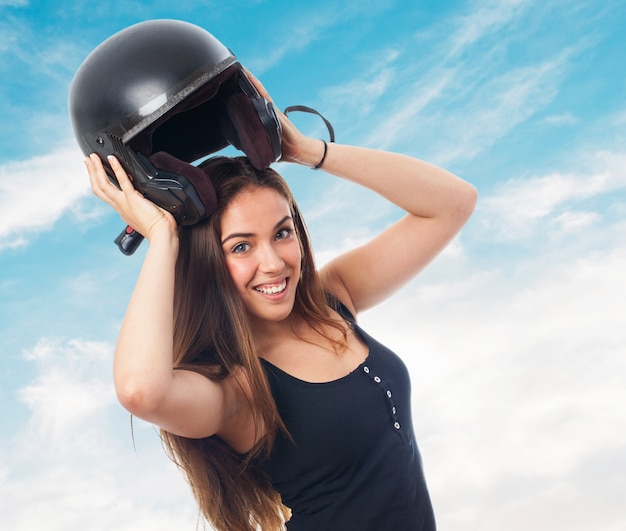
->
[86, 75, 477, 531]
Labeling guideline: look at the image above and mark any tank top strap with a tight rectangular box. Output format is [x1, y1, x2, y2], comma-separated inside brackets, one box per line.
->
[325, 292, 356, 324]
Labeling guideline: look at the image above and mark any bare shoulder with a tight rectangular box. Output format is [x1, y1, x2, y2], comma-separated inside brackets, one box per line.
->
[319, 266, 358, 318]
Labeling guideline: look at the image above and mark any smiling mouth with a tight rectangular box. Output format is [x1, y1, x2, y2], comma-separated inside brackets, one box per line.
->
[254, 279, 287, 295]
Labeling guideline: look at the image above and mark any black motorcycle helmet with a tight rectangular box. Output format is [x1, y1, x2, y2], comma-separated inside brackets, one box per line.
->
[69, 19, 282, 230]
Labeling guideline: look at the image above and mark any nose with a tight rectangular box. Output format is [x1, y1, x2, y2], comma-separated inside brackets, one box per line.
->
[258, 242, 284, 274]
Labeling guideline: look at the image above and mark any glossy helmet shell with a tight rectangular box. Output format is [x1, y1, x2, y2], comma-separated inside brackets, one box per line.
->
[69, 19, 281, 225]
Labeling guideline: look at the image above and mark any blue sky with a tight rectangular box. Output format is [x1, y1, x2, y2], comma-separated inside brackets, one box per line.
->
[1, 0, 625, 529]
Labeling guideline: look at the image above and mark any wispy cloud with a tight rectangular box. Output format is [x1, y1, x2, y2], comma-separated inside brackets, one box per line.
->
[478, 149, 626, 241]
[541, 112, 578, 126]
[320, 50, 399, 116]
[248, 16, 335, 74]
[0, 146, 92, 250]
[19, 338, 114, 448]
[247, 0, 396, 74]
[319, 0, 594, 167]
[443, 0, 532, 60]
[358, 211, 626, 531]
[1, 337, 200, 530]
[0, 0, 28, 7]
[429, 51, 574, 163]
[0, 18, 22, 53]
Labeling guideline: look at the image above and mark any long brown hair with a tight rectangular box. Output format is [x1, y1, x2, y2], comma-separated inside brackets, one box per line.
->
[160, 157, 346, 530]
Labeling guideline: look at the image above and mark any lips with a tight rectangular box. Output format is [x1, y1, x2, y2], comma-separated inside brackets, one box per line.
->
[253, 278, 287, 295]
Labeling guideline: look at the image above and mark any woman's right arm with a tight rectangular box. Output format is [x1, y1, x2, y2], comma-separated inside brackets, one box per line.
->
[86, 154, 244, 439]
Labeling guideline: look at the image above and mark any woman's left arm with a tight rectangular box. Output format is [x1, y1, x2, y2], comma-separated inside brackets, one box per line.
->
[302, 140, 477, 314]
[247, 70, 477, 314]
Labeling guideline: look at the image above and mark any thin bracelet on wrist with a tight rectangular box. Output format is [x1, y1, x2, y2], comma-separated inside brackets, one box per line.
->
[312, 139, 328, 170]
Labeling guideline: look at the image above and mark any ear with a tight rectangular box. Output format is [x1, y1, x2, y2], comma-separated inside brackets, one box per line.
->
[149, 151, 218, 217]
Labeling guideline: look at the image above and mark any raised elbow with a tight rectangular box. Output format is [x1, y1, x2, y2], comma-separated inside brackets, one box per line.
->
[459, 182, 478, 221]
[445, 181, 477, 227]
[114, 376, 165, 419]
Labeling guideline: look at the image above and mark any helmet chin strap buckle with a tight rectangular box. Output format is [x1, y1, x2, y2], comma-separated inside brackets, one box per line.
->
[114, 226, 144, 255]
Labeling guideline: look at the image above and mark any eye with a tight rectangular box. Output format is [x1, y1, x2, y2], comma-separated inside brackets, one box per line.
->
[275, 227, 293, 240]
[231, 242, 250, 254]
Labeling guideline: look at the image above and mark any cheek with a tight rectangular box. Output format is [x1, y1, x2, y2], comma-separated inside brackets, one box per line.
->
[290, 244, 303, 272]
[224, 258, 251, 288]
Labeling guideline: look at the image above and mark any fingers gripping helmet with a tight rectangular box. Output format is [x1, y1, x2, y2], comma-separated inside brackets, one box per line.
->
[69, 19, 282, 231]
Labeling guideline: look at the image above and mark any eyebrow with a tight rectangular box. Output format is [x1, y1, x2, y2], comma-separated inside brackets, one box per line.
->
[221, 215, 293, 245]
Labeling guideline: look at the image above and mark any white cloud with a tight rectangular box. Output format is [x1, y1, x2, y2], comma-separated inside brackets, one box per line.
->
[0, 0, 28, 7]
[248, 19, 330, 74]
[320, 48, 400, 117]
[550, 210, 600, 230]
[0, 22, 20, 53]
[610, 109, 626, 126]
[479, 150, 626, 241]
[444, 53, 569, 154]
[405, 47, 576, 165]
[19, 338, 114, 448]
[344, 143, 626, 529]
[248, 0, 394, 74]
[362, 67, 458, 150]
[1, 337, 200, 531]
[320, 0, 582, 165]
[357, 219, 626, 531]
[444, 0, 531, 60]
[541, 111, 578, 126]
[323, 66, 395, 113]
[0, 146, 92, 250]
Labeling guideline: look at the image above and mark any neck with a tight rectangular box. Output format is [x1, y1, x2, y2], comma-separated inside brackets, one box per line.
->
[249, 310, 302, 350]
[250, 307, 348, 360]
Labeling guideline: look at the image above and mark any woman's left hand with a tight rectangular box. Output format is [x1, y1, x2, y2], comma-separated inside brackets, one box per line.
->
[86, 153, 177, 242]
[244, 68, 326, 168]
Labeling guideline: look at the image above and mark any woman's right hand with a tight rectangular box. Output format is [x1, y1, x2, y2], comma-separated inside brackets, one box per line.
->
[85, 153, 177, 242]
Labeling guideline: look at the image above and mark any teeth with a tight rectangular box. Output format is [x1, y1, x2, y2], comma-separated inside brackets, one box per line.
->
[254, 279, 287, 295]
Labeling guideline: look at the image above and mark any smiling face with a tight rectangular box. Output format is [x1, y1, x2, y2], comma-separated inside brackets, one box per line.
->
[220, 186, 302, 325]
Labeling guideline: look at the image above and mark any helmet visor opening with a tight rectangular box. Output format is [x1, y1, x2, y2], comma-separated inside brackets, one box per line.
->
[129, 63, 241, 162]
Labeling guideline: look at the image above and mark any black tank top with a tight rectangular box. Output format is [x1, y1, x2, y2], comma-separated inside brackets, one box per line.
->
[257, 303, 436, 530]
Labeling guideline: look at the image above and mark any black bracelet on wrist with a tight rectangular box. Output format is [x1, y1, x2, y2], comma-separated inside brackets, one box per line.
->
[313, 139, 328, 170]
[283, 106, 335, 171]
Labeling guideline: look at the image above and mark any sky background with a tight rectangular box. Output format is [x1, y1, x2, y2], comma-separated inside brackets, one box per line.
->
[1, 0, 625, 529]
